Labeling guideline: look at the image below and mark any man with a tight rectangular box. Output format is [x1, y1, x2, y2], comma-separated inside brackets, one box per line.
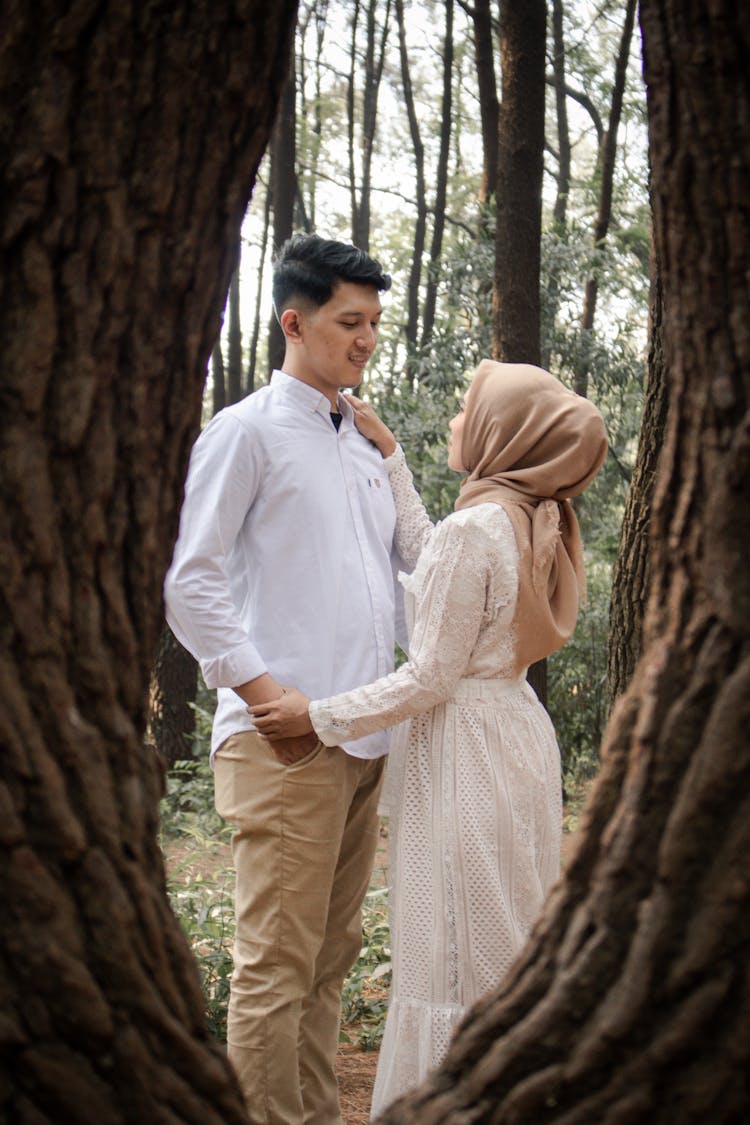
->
[164, 233, 399, 1123]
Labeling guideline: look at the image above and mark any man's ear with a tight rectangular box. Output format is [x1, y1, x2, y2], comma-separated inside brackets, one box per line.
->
[280, 307, 304, 343]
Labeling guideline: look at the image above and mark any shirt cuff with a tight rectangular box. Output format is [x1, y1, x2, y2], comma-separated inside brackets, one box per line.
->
[200, 644, 267, 690]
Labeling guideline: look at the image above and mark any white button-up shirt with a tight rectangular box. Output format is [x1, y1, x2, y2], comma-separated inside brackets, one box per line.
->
[164, 370, 402, 759]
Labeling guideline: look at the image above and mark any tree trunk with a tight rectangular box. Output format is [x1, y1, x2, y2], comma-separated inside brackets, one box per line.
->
[471, 0, 500, 209]
[575, 0, 637, 397]
[149, 627, 199, 767]
[227, 258, 243, 405]
[420, 0, 453, 348]
[550, 0, 571, 229]
[395, 0, 427, 364]
[211, 337, 226, 416]
[377, 1, 750, 1119]
[493, 0, 547, 703]
[0, 2, 296, 1120]
[267, 56, 298, 376]
[608, 232, 667, 703]
[351, 0, 391, 252]
[492, 0, 546, 366]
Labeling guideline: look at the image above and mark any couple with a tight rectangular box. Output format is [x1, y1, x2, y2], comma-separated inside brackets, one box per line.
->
[165, 233, 607, 1123]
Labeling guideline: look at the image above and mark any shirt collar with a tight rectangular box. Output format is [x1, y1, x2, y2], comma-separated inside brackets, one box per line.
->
[271, 369, 355, 429]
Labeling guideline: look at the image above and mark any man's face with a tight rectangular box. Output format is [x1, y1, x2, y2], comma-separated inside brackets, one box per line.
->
[283, 281, 383, 403]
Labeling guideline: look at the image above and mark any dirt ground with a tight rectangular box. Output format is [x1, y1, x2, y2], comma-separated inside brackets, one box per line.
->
[336, 1042, 380, 1125]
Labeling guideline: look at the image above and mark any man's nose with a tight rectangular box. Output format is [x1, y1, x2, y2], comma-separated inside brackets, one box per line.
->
[355, 325, 375, 350]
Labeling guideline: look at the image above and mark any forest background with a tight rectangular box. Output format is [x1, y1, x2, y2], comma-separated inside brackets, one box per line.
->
[152, 0, 649, 786]
[156, 0, 649, 1056]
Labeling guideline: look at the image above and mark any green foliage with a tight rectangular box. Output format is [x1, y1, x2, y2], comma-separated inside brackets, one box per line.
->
[160, 754, 235, 1040]
[340, 885, 392, 1050]
[548, 558, 613, 786]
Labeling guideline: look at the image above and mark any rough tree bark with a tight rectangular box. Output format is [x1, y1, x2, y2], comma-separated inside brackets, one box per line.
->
[493, 0, 548, 704]
[148, 628, 199, 767]
[0, 2, 297, 1121]
[492, 0, 546, 365]
[608, 237, 667, 703]
[377, 1, 750, 1120]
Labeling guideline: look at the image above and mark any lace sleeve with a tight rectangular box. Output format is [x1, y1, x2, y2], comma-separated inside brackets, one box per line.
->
[383, 445, 434, 568]
[310, 514, 493, 745]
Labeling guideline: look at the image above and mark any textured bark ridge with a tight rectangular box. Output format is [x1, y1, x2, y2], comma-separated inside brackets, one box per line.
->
[0, 2, 297, 1121]
[378, 1, 750, 1120]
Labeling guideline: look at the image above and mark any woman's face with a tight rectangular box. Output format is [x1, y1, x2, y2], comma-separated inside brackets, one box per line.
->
[447, 401, 467, 472]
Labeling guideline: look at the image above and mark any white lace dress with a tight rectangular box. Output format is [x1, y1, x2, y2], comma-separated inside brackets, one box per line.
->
[309, 447, 563, 1118]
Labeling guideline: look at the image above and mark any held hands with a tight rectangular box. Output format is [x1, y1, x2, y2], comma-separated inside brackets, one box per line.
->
[344, 394, 397, 458]
[248, 687, 314, 746]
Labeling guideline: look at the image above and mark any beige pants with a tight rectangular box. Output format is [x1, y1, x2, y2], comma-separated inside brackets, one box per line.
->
[214, 732, 384, 1124]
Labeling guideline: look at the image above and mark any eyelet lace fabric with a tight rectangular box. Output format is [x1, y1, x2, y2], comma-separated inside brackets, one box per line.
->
[309, 447, 563, 1118]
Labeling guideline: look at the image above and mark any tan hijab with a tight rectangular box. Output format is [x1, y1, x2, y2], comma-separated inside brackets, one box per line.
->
[454, 360, 608, 675]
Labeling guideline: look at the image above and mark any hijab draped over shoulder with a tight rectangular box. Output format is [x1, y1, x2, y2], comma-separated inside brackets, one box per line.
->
[455, 360, 608, 676]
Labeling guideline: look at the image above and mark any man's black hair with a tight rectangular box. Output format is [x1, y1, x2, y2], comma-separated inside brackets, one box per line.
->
[271, 233, 391, 319]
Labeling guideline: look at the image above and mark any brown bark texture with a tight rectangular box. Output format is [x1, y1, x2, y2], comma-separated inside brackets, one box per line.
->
[377, 1, 750, 1121]
[0, 2, 296, 1121]
[607, 247, 666, 704]
[471, 0, 499, 207]
[148, 627, 198, 767]
[492, 0, 546, 366]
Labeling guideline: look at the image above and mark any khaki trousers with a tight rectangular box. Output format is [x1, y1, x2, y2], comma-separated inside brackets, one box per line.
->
[214, 732, 384, 1125]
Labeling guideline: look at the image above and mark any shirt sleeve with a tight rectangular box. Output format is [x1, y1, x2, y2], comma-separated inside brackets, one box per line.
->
[309, 515, 492, 745]
[163, 412, 267, 689]
[383, 444, 434, 569]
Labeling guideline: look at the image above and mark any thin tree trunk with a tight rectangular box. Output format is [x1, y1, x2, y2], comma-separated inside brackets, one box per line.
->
[575, 0, 637, 397]
[420, 0, 454, 349]
[471, 0, 500, 209]
[550, 0, 571, 228]
[211, 337, 226, 416]
[247, 182, 272, 394]
[227, 259, 243, 404]
[608, 227, 667, 703]
[395, 0, 427, 366]
[267, 56, 298, 376]
[0, 2, 296, 1118]
[378, 1, 750, 1118]
[347, 0, 362, 245]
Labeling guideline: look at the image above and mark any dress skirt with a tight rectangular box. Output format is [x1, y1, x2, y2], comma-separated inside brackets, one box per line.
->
[370, 676, 563, 1118]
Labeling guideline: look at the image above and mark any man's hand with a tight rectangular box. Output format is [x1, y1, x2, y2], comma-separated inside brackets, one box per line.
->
[248, 687, 315, 740]
[265, 731, 319, 766]
[234, 675, 317, 765]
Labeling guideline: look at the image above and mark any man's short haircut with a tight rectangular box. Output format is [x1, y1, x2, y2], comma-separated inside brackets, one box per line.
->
[272, 233, 391, 319]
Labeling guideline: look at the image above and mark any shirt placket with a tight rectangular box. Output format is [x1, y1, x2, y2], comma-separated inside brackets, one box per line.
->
[337, 433, 390, 678]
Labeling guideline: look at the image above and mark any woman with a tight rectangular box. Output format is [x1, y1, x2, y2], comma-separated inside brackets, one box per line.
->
[250, 360, 608, 1116]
